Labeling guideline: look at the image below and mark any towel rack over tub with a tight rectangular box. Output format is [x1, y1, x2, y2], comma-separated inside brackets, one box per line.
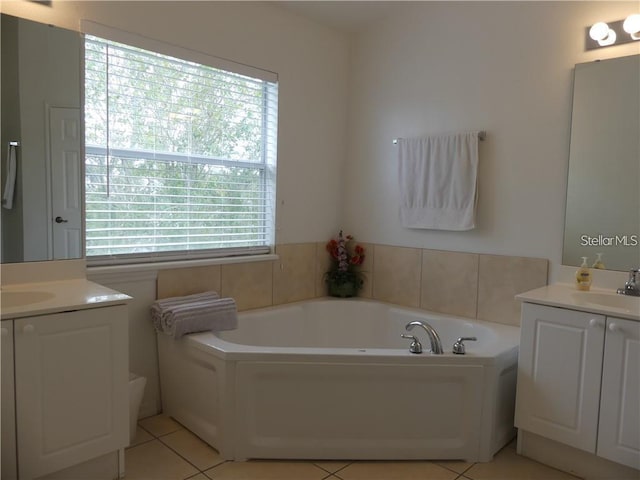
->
[9, 141, 20, 147]
[393, 131, 486, 144]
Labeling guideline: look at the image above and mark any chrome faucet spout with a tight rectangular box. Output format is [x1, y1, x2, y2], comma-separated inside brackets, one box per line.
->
[617, 268, 640, 297]
[405, 320, 444, 354]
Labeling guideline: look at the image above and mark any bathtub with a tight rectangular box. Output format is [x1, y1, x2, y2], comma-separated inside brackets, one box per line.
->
[157, 298, 519, 462]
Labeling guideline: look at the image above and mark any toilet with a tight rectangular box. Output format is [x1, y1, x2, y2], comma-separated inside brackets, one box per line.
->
[129, 372, 147, 444]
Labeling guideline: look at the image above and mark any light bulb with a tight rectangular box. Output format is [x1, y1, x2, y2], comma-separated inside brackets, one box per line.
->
[623, 14, 640, 39]
[589, 22, 610, 41]
[599, 28, 617, 46]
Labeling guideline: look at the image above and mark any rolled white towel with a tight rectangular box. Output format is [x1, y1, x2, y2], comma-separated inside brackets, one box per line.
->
[150, 291, 219, 331]
[165, 297, 238, 339]
[159, 297, 227, 334]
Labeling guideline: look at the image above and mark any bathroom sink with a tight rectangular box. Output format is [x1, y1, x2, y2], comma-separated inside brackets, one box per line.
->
[1, 290, 56, 308]
[572, 291, 640, 315]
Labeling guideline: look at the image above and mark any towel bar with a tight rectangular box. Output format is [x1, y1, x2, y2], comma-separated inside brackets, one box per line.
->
[393, 131, 486, 144]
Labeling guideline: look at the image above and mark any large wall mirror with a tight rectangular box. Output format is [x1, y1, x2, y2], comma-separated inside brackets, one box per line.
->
[1, 14, 83, 264]
[563, 54, 640, 272]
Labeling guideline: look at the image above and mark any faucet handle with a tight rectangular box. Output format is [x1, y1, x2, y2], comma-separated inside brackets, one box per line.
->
[452, 336, 477, 355]
[401, 334, 422, 354]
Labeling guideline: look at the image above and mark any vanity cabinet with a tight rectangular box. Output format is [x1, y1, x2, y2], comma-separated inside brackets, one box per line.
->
[597, 315, 640, 468]
[1, 305, 128, 480]
[516, 302, 639, 470]
[1, 322, 17, 479]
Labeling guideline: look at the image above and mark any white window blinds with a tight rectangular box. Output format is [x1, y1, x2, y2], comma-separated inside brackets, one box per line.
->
[84, 33, 278, 264]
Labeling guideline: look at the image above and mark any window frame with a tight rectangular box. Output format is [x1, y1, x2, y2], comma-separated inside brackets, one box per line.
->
[81, 22, 278, 266]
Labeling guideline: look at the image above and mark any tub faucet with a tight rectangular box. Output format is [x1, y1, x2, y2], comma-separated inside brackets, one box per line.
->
[617, 268, 640, 297]
[405, 321, 444, 354]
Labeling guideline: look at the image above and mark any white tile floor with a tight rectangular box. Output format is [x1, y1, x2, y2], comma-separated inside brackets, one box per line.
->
[126, 415, 582, 480]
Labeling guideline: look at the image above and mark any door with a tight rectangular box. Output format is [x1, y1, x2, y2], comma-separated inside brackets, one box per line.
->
[515, 303, 605, 453]
[49, 106, 82, 260]
[14, 306, 128, 479]
[597, 317, 640, 470]
[1, 321, 17, 480]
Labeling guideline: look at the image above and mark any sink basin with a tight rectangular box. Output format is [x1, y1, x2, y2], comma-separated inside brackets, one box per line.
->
[1, 290, 56, 308]
[572, 291, 640, 314]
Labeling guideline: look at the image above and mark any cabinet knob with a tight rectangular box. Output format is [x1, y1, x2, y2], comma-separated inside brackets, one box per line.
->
[608, 322, 620, 333]
[1, 327, 8, 337]
[22, 324, 35, 334]
[589, 318, 603, 328]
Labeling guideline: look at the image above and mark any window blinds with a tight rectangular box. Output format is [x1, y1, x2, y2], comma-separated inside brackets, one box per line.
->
[84, 32, 278, 264]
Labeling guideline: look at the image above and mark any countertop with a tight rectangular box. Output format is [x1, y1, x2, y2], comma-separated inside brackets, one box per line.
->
[517, 284, 640, 321]
[1, 279, 131, 320]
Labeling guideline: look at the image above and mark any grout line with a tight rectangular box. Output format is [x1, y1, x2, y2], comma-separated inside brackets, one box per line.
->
[185, 472, 205, 480]
[369, 243, 376, 299]
[419, 248, 424, 309]
[134, 416, 225, 477]
[313, 462, 352, 475]
[455, 475, 471, 480]
[460, 462, 475, 475]
[156, 426, 185, 438]
[436, 462, 476, 476]
[126, 436, 156, 450]
[474, 253, 480, 320]
[202, 459, 231, 476]
[136, 422, 157, 438]
[156, 435, 211, 473]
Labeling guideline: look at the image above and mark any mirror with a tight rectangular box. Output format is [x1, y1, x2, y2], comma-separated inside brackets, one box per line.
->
[563, 54, 640, 272]
[1, 14, 83, 264]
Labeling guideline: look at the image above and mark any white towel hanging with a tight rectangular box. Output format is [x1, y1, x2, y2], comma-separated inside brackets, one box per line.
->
[397, 132, 479, 230]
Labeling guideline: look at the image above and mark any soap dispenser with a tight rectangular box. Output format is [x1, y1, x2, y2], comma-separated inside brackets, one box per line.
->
[592, 253, 605, 269]
[576, 257, 592, 291]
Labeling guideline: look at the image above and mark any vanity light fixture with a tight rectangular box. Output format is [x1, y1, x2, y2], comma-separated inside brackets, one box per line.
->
[586, 14, 640, 50]
[623, 14, 640, 39]
[589, 22, 616, 46]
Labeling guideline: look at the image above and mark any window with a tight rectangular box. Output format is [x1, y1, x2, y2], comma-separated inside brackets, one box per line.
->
[84, 32, 278, 264]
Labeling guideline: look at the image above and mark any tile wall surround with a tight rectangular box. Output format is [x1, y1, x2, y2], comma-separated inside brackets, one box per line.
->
[157, 242, 548, 327]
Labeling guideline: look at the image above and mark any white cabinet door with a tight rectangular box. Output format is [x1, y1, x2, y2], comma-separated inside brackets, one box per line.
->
[14, 306, 128, 479]
[515, 303, 605, 453]
[1, 321, 17, 480]
[597, 317, 640, 470]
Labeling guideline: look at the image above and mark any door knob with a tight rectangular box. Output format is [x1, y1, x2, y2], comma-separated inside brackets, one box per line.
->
[55, 216, 68, 224]
[23, 324, 35, 334]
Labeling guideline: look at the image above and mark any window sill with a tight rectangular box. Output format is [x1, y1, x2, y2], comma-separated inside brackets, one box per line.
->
[87, 254, 279, 277]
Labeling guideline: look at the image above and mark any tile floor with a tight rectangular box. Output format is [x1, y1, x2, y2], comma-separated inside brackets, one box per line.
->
[127, 414, 581, 480]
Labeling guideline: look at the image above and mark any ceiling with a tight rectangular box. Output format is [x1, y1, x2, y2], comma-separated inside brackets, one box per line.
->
[274, 1, 401, 33]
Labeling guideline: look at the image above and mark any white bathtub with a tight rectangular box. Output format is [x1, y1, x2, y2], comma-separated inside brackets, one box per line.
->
[157, 298, 519, 462]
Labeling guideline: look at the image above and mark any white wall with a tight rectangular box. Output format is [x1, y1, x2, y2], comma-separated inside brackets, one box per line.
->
[2, 0, 350, 245]
[2, 0, 350, 416]
[344, 1, 639, 280]
[6, 0, 639, 415]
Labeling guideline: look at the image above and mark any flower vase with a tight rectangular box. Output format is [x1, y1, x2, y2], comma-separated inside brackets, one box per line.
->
[326, 272, 360, 298]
